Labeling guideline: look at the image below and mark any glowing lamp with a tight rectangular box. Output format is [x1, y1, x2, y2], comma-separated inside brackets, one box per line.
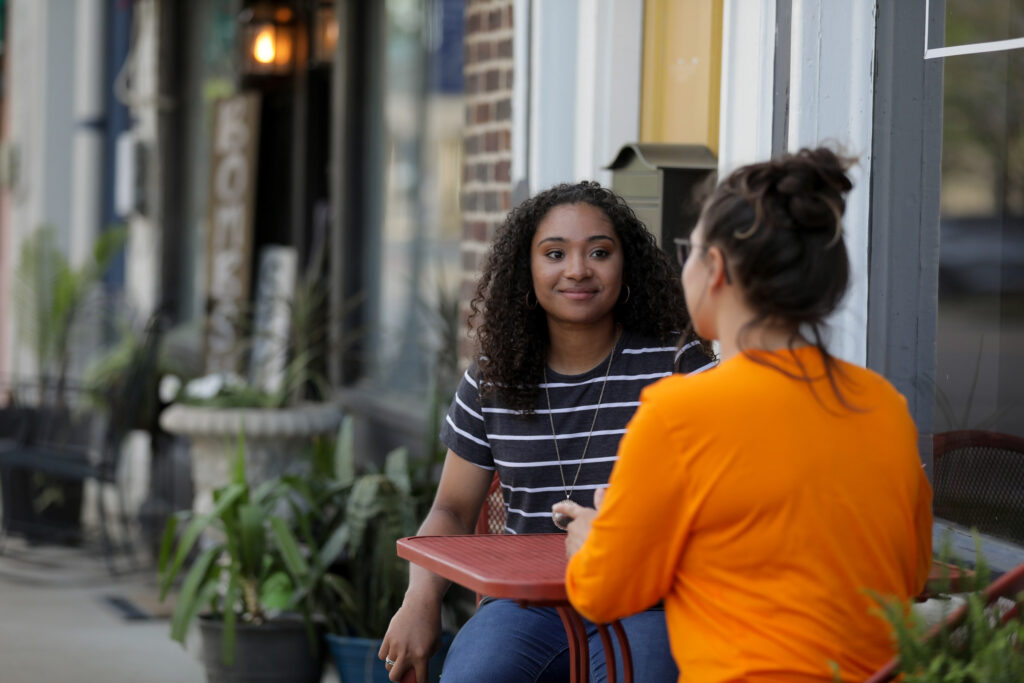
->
[239, 3, 296, 76]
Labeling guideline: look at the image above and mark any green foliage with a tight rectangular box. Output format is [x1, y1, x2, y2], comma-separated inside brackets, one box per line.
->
[299, 416, 428, 639]
[873, 538, 1024, 682]
[158, 433, 309, 665]
[13, 225, 126, 399]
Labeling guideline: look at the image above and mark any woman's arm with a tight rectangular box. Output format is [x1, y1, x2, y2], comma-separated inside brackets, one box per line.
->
[379, 450, 494, 683]
[564, 389, 694, 624]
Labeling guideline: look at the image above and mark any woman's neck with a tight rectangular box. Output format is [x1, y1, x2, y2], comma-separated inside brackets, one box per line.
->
[546, 318, 620, 375]
[716, 311, 804, 362]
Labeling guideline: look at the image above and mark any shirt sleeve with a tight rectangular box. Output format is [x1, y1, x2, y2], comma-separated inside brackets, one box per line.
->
[676, 337, 717, 375]
[439, 364, 495, 470]
[565, 380, 695, 623]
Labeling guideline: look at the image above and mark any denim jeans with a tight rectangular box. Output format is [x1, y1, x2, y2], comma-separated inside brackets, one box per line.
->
[440, 599, 678, 682]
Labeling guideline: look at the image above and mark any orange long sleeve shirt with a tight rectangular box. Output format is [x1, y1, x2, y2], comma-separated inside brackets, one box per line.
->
[566, 348, 933, 682]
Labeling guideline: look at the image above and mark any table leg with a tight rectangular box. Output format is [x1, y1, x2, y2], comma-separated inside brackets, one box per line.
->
[556, 605, 591, 683]
[594, 624, 618, 683]
[610, 620, 634, 683]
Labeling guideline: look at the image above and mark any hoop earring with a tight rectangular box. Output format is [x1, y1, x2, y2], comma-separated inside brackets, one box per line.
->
[526, 290, 538, 309]
[619, 285, 630, 304]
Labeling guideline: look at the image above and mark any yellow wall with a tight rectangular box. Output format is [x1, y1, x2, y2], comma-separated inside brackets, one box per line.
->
[641, 0, 723, 154]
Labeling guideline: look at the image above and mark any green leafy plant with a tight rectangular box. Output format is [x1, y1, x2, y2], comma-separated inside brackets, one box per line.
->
[872, 539, 1024, 682]
[292, 416, 425, 639]
[13, 224, 126, 402]
[171, 241, 365, 410]
[158, 434, 315, 664]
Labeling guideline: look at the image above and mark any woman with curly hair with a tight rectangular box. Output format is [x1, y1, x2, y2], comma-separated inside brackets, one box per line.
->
[379, 180, 713, 683]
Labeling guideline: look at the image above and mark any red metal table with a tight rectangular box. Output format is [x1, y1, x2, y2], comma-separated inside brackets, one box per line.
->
[397, 533, 633, 683]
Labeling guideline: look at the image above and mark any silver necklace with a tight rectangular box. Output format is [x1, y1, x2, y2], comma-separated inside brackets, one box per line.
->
[545, 330, 620, 530]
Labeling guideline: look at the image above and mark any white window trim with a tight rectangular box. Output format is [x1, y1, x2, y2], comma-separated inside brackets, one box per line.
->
[718, 0, 776, 176]
[572, 0, 643, 186]
[787, 0, 875, 366]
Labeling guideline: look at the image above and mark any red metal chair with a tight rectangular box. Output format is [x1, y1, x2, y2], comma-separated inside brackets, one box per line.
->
[475, 471, 507, 535]
[865, 559, 1024, 682]
[472, 472, 634, 683]
[932, 430, 1024, 545]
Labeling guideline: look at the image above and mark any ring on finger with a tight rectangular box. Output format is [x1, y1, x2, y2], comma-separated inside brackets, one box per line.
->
[385, 656, 396, 668]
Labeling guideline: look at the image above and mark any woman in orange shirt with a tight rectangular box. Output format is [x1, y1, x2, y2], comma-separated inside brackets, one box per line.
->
[555, 148, 934, 682]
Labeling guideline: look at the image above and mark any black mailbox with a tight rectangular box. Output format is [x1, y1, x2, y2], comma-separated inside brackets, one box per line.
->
[605, 143, 717, 254]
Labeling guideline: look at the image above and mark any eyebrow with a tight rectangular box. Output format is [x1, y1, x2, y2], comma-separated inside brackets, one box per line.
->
[536, 235, 617, 246]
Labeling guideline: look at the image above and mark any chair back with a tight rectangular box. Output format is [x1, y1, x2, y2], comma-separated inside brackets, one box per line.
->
[475, 472, 506, 535]
[933, 430, 1024, 544]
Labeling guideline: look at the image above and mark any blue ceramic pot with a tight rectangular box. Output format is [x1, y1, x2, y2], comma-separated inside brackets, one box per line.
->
[325, 631, 454, 683]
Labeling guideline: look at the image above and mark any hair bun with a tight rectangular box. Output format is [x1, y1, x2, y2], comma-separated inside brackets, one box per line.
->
[771, 148, 854, 241]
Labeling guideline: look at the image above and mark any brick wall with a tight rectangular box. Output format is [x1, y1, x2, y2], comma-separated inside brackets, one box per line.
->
[460, 0, 514, 362]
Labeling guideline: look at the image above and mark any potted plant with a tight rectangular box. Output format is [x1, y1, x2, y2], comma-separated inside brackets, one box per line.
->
[869, 544, 1024, 682]
[1, 225, 125, 544]
[158, 244, 350, 517]
[157, 435, 328, 683]
[303, 416, 452, 683]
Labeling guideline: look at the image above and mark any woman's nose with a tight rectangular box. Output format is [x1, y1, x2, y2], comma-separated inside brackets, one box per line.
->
[564, 252, 590, 279]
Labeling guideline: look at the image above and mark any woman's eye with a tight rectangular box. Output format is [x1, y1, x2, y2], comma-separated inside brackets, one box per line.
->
[591, 248, 609, 258]
[545, 250, 564, 260]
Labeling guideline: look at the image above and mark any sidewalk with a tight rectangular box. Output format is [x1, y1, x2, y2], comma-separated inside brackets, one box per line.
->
[0, 539, 342, 682]
[0, 539, 203, 682]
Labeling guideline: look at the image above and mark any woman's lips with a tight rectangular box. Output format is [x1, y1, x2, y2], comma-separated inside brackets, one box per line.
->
[561, 289, 597, 300]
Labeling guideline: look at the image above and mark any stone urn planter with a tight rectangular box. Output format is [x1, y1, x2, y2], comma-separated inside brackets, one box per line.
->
[159, 402, 342, 515]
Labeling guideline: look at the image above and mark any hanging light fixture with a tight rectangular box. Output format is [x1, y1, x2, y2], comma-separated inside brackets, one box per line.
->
[312, 0, 339, 66]
[238, 2, 297, 76]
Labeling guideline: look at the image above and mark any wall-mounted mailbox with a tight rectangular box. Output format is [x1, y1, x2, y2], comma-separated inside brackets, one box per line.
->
[605, 143, 717, 255]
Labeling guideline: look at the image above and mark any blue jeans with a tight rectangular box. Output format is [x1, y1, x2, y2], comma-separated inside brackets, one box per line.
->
[440, 599, 678, 682]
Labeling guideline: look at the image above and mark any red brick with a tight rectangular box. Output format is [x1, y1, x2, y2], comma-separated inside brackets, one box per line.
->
[483, 191, 500, 212]
[485, 69, 500, 91]
[467, 221, 487, 241]
[475, 102, 491, 124]
[484, 131, 499, 152]
[494, 160, 511, 182]
[495, 98, 511, 121]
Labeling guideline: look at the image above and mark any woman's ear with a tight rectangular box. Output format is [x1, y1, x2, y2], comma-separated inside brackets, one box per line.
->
[706, 246, 730, 291]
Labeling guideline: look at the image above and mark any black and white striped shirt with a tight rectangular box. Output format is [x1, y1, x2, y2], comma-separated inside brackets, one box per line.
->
[440, 331, 715, 534]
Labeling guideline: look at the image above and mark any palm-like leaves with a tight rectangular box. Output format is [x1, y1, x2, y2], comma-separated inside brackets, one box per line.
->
[13, 225, 126, 400]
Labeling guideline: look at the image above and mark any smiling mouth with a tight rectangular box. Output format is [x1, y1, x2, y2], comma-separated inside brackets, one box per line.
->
[561, 289, 598, 300]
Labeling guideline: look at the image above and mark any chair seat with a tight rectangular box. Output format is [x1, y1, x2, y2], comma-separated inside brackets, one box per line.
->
[0, 445, 109, 482]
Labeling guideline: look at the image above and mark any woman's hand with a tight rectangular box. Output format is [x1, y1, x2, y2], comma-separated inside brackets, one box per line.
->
[554, 487, 605, 558]
[378, 596, 441, 683]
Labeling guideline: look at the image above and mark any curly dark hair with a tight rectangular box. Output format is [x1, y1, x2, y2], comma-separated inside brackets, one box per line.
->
[468, 180, 694, 413]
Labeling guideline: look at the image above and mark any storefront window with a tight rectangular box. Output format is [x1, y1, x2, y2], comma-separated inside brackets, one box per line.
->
[362, 0, 464, 398]
[933, 7, 1024, 542]
[943, 0, 1024, 47]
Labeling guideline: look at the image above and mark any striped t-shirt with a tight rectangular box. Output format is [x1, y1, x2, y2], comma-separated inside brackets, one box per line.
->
[440, 331, 715, 534]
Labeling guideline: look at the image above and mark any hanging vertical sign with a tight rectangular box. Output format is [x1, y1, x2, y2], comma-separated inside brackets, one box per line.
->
[204, 91, 261, 374]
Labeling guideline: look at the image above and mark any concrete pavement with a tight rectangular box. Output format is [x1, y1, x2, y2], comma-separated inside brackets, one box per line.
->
[0, 539, 343, 683]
